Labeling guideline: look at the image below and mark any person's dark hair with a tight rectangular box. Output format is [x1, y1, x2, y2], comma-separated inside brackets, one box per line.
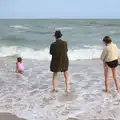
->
[54, 30, 62, 39]
[103, 36, 112, 44]
[17, 57, 22, 62]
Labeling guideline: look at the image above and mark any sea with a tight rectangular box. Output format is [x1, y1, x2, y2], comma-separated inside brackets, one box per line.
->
[0, 19, 120, 120]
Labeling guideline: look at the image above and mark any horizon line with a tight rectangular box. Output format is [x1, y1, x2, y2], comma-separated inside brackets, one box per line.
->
[0, 18, 120, 19]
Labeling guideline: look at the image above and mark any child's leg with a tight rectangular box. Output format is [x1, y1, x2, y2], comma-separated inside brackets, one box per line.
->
[104, 63, 110, 92]
[52, 72, 57, 91]
[64, 71, 70, 92]
[18, 70, 24, 74]
[112, 67, 120, 91]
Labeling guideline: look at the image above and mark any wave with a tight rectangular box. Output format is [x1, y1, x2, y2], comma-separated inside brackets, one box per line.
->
[1, 35, 26, 41]
[26, 30, 52, 35]
[0, 45, 104, 60]
[55, 27, 73, 30]
[10, 25, 31, 30]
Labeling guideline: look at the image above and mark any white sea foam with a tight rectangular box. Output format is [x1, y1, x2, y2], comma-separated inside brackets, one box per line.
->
[0, 45, 105, 60]
[0, 60, 119, 120]
[55, 27, 73, 30]
[10, 25, 31, 30]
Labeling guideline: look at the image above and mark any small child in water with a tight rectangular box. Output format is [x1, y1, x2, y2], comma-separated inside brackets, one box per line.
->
[16, 57, 24, 74]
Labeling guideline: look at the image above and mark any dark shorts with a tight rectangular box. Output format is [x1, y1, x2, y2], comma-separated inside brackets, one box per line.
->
[106, 59, 118, 68]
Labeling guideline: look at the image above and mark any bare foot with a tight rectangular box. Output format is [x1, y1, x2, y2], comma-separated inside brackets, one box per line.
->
[66, 88, 70, 93]
[117, 85, 120, 92]
[103, 89, 110, 93]
[52, 89, 58, 92]
[106, 89, 110, 94]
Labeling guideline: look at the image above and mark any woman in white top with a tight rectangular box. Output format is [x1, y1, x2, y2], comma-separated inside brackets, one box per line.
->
[101, 36, 120, 93]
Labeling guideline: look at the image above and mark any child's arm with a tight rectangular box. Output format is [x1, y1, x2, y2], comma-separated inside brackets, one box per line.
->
[16, 63, 18, 72]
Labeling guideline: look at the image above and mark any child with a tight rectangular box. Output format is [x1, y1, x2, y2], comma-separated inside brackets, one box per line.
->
[16, 57, 24, 74]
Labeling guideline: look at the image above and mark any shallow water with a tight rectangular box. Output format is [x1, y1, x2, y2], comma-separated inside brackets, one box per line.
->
[0, 58, 120, 120]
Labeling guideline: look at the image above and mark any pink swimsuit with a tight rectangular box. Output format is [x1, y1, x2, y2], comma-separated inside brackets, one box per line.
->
[18, 63, 24, 71]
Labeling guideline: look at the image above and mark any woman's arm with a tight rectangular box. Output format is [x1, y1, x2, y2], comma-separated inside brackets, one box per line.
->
[100, 48, 107, 61]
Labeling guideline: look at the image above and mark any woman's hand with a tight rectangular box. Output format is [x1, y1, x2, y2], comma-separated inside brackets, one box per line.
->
[103, 61, 107, 68]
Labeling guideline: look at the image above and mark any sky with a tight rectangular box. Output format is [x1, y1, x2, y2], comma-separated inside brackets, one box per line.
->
[0, 0, 120, 18]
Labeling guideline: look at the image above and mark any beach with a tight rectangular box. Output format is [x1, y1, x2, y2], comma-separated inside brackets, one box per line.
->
[0, 57, 120, 120]
[0, 113, 25, 120]
[0, 19, 120, 120]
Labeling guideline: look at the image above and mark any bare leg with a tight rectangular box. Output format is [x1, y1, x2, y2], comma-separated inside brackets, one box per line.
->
[64, 71, 70, 92]
[112, 67, 120, 91]
[19, 70, 24, 74]
[52, 72, 57, 91]
[104, 63, 110, 92]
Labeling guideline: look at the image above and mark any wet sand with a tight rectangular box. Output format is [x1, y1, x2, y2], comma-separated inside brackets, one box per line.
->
[0, 113, 26, 120]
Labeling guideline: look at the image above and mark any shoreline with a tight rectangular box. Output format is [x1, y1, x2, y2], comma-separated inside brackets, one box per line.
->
[0, 113, 26, 120]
